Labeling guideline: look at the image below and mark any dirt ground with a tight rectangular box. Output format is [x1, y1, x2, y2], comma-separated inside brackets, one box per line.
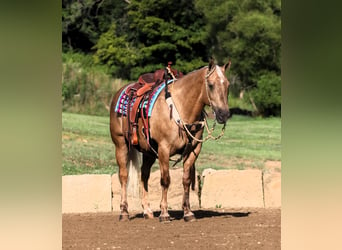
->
[63, 208, 280, 249]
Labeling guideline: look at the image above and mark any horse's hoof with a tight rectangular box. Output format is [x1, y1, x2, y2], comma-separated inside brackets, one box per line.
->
[159, 215, 171, 223]
[184, 214, 196, 222]
[144, 212, 154, 219]
[119, 214, 130, 221]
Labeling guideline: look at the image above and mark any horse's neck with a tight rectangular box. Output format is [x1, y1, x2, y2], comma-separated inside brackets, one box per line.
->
[171, 68, 206, 123]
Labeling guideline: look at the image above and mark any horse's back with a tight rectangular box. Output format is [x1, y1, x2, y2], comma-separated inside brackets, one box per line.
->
[110, 79, 182, 152]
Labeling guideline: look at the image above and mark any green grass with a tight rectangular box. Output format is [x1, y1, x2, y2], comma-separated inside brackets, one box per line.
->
[62, 112, 281, 175]
[197, 116, 281, 173]
[62, 113, 116, 175]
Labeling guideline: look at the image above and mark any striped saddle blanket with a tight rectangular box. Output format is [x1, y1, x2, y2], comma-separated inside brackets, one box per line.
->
[114, 79, 174, 117]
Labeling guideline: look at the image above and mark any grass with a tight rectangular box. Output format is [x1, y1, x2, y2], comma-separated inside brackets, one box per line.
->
[62, 113, 115, 175]
[197, 116, 281, 173]
[62, 112, 281, 175]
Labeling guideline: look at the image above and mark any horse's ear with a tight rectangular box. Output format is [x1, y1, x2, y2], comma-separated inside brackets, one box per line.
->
[224, 60, 231, 71]
[208, 57, 215, 71]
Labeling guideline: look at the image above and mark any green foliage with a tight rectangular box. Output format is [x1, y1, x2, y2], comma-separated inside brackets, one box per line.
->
[228, 95, 254, 112]
[92, 0, 207, 79]
[62, 0, 281, 116]
[62, 52, 128, 116]
[249, 72, 281, 117]
[93, 24, 138, 79]
[62, 0, 128, 51]
[195, 0, 281, 115]
[62, 51, 97, 69]
[227, 10, 281, 84]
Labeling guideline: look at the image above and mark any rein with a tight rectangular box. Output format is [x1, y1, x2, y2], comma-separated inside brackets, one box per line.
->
[182, 114, 226, 143]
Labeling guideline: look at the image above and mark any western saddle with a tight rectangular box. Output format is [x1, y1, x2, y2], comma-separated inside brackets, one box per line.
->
[125, 63, 183, 147]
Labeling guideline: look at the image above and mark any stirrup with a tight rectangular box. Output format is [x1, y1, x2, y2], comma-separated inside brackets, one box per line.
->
[131, 125, 138, 145]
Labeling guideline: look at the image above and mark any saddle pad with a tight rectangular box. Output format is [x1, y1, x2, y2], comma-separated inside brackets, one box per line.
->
[114, 79, 174, 117]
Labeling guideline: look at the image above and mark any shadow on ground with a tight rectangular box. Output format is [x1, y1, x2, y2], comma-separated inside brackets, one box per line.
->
[130, 210, 251, 221]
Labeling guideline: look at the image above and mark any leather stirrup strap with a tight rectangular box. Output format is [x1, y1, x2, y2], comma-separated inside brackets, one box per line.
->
[129, 95, 144, 124]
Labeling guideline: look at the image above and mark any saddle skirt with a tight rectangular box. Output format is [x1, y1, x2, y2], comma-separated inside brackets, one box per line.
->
[114, 79, 174, 146]
[114, 79, 173, 118]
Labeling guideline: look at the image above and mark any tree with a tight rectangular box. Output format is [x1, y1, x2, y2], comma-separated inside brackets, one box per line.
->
[195, 0, 280, 85]
[250, 72, 281, 116]
[63, 0, 281, 116]
[195, 0, 281, 116]
[93, 24, 138, 79]
[62, 0, 128, 52]
[94, 0, 208, 79]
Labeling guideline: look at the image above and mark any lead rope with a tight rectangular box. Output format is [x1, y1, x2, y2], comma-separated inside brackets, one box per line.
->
[182, 116, 226, 143]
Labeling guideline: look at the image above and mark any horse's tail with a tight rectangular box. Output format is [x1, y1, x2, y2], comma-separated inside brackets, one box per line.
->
[127, 148, 141, 198]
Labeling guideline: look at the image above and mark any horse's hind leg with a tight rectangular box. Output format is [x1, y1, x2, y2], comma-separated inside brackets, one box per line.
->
[182, 142, 202, 222]
[115, 143, 130, 221]
[158, 144, 171, 222]
[141, 154, 156, 219]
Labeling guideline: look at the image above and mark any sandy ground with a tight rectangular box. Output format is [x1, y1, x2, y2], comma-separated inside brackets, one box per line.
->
[63, 208, 280, 249]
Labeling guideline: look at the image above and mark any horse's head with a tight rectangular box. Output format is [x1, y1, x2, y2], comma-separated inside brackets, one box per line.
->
[205, 59, 232, 124]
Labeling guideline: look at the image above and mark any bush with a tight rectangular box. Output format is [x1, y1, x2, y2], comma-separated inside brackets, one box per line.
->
[62, 52, 128, 116]
[249, 72, 281, 117]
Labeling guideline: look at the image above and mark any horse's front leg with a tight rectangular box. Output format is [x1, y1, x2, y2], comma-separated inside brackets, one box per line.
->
[182, 142, 202, 222]
[158, 144, 171, 222]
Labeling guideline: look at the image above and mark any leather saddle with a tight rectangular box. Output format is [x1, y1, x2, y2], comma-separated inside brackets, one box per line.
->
[124, 73, 159, 146]
[125, 67, 183, 146]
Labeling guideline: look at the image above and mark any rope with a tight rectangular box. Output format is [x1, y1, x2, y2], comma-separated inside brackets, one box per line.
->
[182, 117, 226, 143]
[153, 65, 227, 162]
[180, 66, 226, 143]
[166, 66, 177, 81]
[166, 66, 177, 92]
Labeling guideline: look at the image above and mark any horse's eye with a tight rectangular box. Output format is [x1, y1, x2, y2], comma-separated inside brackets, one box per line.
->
[208, 82, 214, 91]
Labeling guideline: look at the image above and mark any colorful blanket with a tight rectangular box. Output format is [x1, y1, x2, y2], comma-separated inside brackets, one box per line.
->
[114, 79, 174, 117]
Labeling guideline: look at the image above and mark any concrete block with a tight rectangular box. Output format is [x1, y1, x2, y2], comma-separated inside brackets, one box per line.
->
[263, 171, 281, 208]
[147, 168, 200, 211]
[201, 169, 264, 208]
[112, 168, 199, 212]
[112, 173, 141, 212]
[201, 168, 217, 178]
[62, 174, 112, 213]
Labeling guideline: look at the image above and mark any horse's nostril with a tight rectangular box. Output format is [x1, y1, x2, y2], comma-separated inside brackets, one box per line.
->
[220, 109, 229, 116]
[214, 108, 230, 123]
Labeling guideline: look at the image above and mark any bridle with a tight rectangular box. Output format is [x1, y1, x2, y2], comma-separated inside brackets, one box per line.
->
[182, 65, 227, 143]
[204, 65, 216, 108]
[153, 65, 228, 163]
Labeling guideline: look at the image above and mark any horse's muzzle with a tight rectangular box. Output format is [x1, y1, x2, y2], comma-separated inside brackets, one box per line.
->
[215, 108, 231, 124]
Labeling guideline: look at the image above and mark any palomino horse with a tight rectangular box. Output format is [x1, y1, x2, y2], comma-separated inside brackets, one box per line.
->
[110, 59, 231, 222]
